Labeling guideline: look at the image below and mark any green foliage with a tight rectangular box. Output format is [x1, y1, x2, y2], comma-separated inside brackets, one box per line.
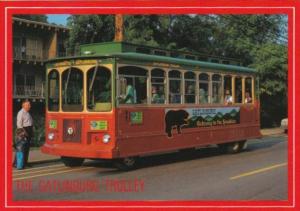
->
[252, 43, 287, 127]
[123, 15, 180, 49]
[168, 15, 218, 53]
[66, 15, 115, 54]
[252, 43, 287, 95]
[212, 15, 286, 65]
[32, 115, 45, 147]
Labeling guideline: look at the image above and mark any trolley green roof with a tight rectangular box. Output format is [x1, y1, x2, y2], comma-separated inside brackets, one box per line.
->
[47, 42, 256, 74]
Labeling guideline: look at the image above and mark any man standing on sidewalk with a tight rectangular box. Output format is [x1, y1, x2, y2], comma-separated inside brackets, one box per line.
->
[16, 99, 33, 167]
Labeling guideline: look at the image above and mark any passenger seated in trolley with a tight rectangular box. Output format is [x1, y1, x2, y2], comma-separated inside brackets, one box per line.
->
[185, 85, 195, 103]
[170, 89, 181, 103]
[224, 89, 233, 105]
[158, 86, 165, 103]
[199, 88, 208, 103]
[120, 78, 136, 104]
[151, 86, 165, 104]
[245, 91, 252, 103]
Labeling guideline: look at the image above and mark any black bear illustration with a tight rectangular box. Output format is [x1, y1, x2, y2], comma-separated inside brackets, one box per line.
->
[165, 110, 189, 138]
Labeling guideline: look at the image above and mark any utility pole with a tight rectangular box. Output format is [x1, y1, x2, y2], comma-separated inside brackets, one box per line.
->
[114, 14, 123, 42]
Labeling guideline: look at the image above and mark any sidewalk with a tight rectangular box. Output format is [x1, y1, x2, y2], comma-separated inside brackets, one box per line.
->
[12, 127, 284, 165]
[12, 148, 60, 165]
[260, 127, 285, 136]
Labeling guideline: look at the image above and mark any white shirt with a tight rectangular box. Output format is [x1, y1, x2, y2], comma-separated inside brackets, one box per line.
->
[225, 95, 233, 104]
[17, 108, 33, 128]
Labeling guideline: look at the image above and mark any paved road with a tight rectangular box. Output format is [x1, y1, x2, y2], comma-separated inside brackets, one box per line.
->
[12, 134, 288, 201]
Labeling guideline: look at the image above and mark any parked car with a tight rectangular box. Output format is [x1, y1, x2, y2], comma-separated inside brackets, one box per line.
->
[281, 118, 288, 133]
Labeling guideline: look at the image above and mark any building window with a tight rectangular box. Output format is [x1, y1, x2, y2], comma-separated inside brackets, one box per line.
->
[169, 70, 182, 104]
[151, 68, 165, 104]
[87, 66, 112, 112]
[118, 66, 148, 104]
[184, 72, 196, 104]
[62, 68, 83, 111]
[48, 70, 59, 111]
[199, 73, 209, 104]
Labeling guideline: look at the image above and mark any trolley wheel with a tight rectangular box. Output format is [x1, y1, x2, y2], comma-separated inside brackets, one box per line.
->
[61, 156, 84, 167]
[238, 140, 247, 151]
[218, 140, 246, 154]
[113, 157, 138, 171]
[179, 147, 196, 154]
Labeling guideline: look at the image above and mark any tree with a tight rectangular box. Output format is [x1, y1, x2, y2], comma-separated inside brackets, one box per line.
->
[66, 15, 114, 54]
[124, 15, 173, 47]
[14, 15, 48, 23]
[252, 43, 287, 127]
[212, 15, 286, 65]
[168, 15, 218, 53]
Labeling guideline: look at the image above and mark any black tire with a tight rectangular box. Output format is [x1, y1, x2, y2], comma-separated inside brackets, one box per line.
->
[218, 140, 246, 154]
[113, 157, 138, 171]
[61, 156, 84, 167]
[179, 147, 196, 154]
[238, 140, 247, 151]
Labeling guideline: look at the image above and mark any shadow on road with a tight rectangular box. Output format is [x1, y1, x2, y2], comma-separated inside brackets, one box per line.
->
[83, 135, 286, 172]
[245, 136, 286, 152]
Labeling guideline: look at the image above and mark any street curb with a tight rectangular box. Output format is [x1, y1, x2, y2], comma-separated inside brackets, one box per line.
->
[262, 133, 284, 136]
[261, 131, 285, 136]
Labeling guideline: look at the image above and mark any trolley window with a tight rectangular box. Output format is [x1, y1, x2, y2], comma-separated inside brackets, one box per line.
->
[169, 70, 182, 104]
[245, 77, 253, 103]
[224, 75, 233, 105]
[87, 66, 112, 112]
[118, 66, 148, 104]
[199, 73, 209, 104]
[184, 71, 196, 104]
[62, 68, 83, 111]
[235, 77, 242, 103]
[151, 68, 166, 104]
[212, 74, 222, 103]
[48, 69, 59, 111]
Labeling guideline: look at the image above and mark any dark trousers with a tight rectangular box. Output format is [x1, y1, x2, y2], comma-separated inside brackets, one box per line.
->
[23, 126, 33, 166]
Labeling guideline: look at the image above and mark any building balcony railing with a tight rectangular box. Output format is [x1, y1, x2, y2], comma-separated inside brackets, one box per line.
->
[14, 85, 44, 99]
[14, 47, 67, 61]
[14, 47, 46, 61]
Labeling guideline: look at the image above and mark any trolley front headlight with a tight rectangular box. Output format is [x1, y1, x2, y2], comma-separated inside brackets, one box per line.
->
[102, 134, 111, 144]
[48, 132, 55, 141]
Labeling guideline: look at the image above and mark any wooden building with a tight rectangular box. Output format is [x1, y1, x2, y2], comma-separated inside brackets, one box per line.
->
[13, 17, 69, 102]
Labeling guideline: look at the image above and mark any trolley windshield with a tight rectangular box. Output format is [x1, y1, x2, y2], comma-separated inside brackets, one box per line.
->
[47, 66, 112, 112]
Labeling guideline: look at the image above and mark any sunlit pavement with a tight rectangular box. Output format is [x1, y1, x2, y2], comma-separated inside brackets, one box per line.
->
[12, 133, 287, 201]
